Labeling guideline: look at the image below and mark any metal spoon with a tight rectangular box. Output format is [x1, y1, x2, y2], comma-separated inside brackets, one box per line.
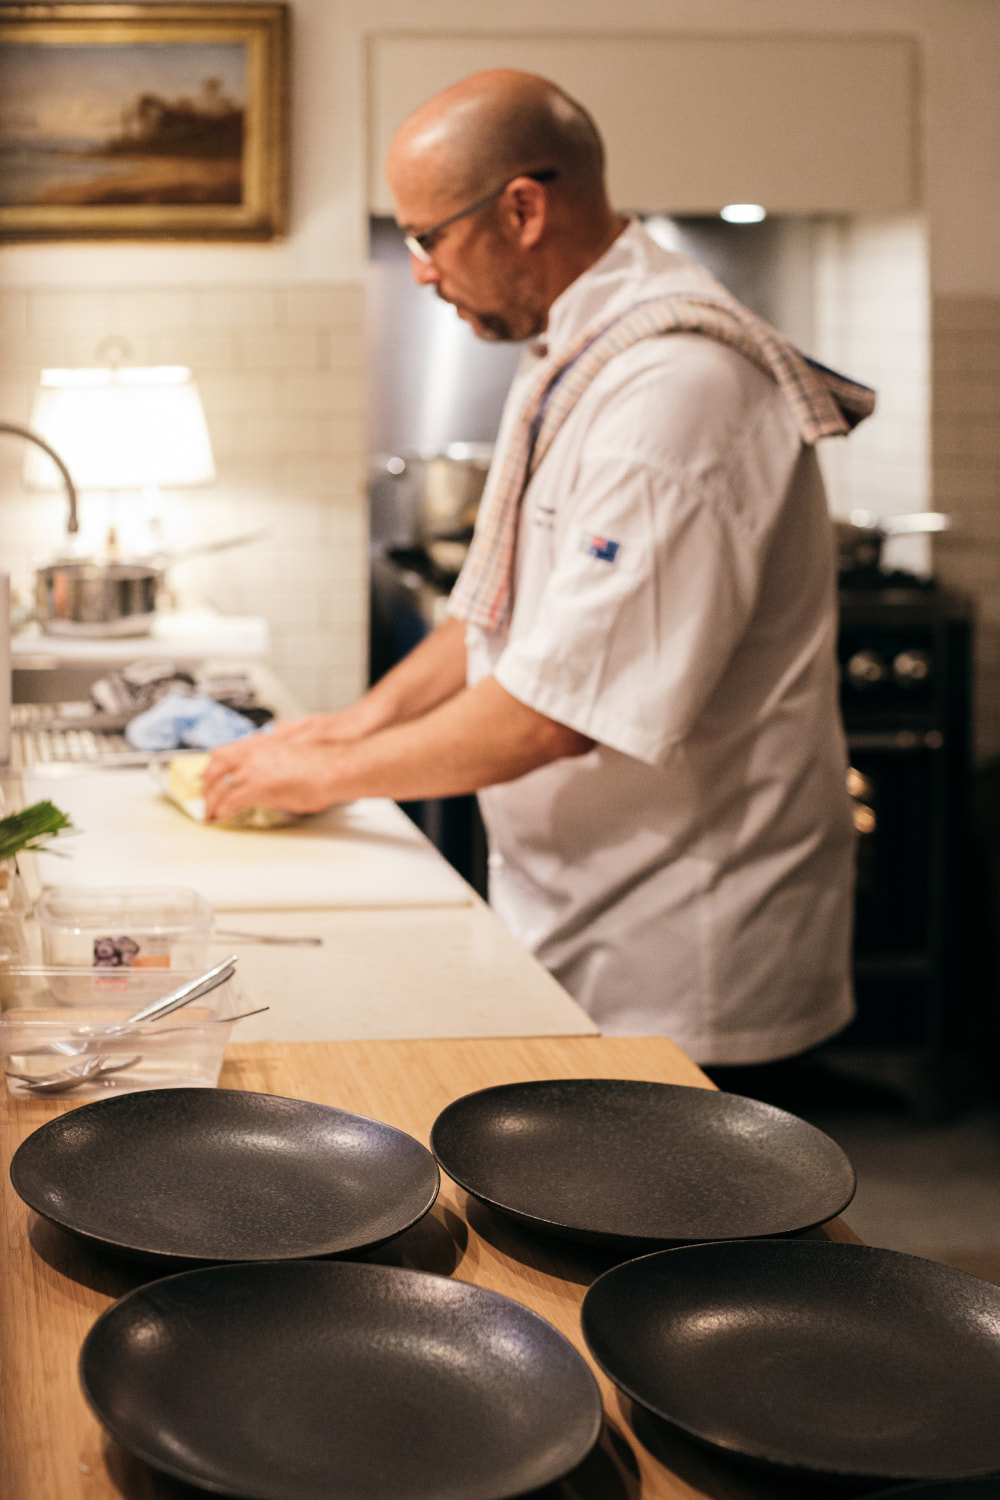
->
[151, 1005, 270, 1036]
[41, 955, 240, 1060]
[8, 1054, 142, 1094]
[7, 1006, 269, 1094]
[123, 955, 240, 1025]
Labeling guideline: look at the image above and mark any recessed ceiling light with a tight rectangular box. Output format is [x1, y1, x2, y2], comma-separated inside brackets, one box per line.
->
[720, 204, 766, 223]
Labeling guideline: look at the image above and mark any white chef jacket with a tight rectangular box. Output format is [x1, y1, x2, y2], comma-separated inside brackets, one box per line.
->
[465, 221, 856, 1065]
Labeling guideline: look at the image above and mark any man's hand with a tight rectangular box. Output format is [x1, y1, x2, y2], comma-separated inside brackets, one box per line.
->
[202, 674, 593, 823]
[203, 617, 473, 821]
[265, 703, 382, 746]
[203, 734, 343, 820]
[266, 617, 471, 749]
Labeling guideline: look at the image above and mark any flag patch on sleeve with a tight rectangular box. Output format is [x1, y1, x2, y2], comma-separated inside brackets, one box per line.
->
[581, 532, 621, 563]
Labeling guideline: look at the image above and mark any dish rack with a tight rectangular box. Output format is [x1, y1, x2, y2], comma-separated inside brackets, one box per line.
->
[8, 703, 148, 770]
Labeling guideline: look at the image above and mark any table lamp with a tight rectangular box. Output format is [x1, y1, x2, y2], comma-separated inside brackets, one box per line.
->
[23, 358, 215, 558]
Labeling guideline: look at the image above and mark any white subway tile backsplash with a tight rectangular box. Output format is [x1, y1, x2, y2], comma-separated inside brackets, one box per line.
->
[277, 454, 362, 498]
[326, 425, 367, 466]
[934, 422, 1000, 463]
[147, 328, 239, 371]
[0, 291, 27, 330]
[282, 285, 363, 329]
[271, 628, 333, 671]
[935, 380, 1000, 419]
[202, 462, 283, 498]
[196, 287, 281, 329]
[323, 327, 366, 372]
[265, 590, 325, 629]
[934, 547, 1000, 593]
[0, 329, 96, 371]
[282, 371, 366, 415]
[270, 543, 349, 588]
[934, 462, 999, 502]
[198, 413, 241, 462]
[321, 598, 369, 634]
[240, 327, 326, 372]
[814, 215, 931, 519]
[1, 277, 367, 714]
[27, 289, 115, 332]
[198, 372, 280, 417]
[934, 298, 1000, 334]
[933, 296, 1000, 761]
[109, 288, 196, 331]
[271, 499, 339, 543]
[932, 339, 1000, 377]
[0, 375, 33, 422]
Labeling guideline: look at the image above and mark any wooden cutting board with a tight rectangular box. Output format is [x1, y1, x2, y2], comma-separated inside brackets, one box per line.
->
[23, 770, 474, 910]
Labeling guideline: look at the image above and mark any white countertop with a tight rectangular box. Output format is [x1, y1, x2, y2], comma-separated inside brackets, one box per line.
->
[13, 767, 596, 1044]
[204, 902, 594, 1043]
[22, 769, 477, 911]
[12, 610, 270, 664]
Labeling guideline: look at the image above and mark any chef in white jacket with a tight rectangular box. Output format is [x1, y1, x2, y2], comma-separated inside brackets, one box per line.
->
[205, 68, 872, 1077]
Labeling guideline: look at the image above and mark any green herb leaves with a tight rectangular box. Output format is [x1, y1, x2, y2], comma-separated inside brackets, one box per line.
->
[0, 801, 75, 866]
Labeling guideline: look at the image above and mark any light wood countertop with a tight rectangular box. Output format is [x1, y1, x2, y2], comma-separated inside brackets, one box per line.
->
[1, 1034, 858, 1500]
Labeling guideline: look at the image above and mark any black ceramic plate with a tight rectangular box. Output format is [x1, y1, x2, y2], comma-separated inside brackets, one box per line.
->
[863, 1482, 1000, 1498]
[430, 1078, 855, 1247]
[10, 1087, 439, 1263]
[80, 1260, 603, 1500]
[581, 1240, 1000, 1483]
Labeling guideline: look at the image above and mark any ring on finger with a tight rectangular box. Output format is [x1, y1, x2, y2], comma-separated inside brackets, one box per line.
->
[223, 772, 235, 788]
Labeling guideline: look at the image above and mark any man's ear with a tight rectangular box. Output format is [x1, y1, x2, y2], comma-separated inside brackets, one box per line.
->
[499, 177, 548, 248]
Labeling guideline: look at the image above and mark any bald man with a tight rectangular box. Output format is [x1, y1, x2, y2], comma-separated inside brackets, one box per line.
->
[206, 71, 871, 1075]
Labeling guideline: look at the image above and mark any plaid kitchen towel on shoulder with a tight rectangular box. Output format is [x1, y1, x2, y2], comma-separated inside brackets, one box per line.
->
[447, 292, 876, 633]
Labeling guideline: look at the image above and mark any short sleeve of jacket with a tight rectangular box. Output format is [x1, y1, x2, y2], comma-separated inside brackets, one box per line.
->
[491, 335, 804, 765]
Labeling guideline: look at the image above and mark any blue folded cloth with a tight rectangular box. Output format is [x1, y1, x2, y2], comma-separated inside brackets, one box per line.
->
[125, 692, 258, 752]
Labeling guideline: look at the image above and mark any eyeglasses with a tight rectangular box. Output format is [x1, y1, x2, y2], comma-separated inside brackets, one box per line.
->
[403, 169, 558, 263]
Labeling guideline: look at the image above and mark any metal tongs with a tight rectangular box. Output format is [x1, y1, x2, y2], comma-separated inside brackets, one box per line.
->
[7, 955, 244, 1094]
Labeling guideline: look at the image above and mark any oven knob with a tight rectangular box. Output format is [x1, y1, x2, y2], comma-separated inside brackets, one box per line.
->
[893, 649, 932, 687]
[846, 650, 887, 688]
[853, 802, 876, 836]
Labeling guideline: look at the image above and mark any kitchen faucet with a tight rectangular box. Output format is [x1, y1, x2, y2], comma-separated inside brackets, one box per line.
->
[0, 421, 79, 535]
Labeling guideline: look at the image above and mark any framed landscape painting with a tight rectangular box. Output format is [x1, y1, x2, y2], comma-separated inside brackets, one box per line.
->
[0, 3, 288, 241]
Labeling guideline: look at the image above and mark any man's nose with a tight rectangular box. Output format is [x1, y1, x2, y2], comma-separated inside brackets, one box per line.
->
[410, 253, 440, 286]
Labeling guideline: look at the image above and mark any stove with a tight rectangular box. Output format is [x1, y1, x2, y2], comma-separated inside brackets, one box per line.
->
[836, 581, 972, 1111]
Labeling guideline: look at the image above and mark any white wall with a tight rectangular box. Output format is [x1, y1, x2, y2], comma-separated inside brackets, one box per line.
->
[1, 0, 998, 735]
[3, 0, 997, 294]
[813, 214, 931, 569]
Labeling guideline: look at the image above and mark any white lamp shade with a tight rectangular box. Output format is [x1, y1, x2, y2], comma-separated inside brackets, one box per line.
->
[25, 366, 215, 490]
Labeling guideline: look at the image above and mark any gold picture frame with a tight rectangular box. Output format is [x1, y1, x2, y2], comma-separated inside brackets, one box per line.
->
[0, 3, 289, 241]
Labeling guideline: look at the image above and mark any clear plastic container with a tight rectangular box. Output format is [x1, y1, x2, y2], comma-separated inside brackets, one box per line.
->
[34, 886, 213, 971]
[1, 965, 242, 1099]
[0, 862, 31, 985]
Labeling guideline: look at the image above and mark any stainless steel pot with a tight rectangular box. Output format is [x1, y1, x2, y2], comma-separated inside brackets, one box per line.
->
[33, 529, 271, 638]
[386, 445, 493, 544]
[834, 511, 950, 575]
[36, 561, 161, 638]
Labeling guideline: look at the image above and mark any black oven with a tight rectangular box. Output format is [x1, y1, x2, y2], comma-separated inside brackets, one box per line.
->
[837, 586, 972, 1108]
